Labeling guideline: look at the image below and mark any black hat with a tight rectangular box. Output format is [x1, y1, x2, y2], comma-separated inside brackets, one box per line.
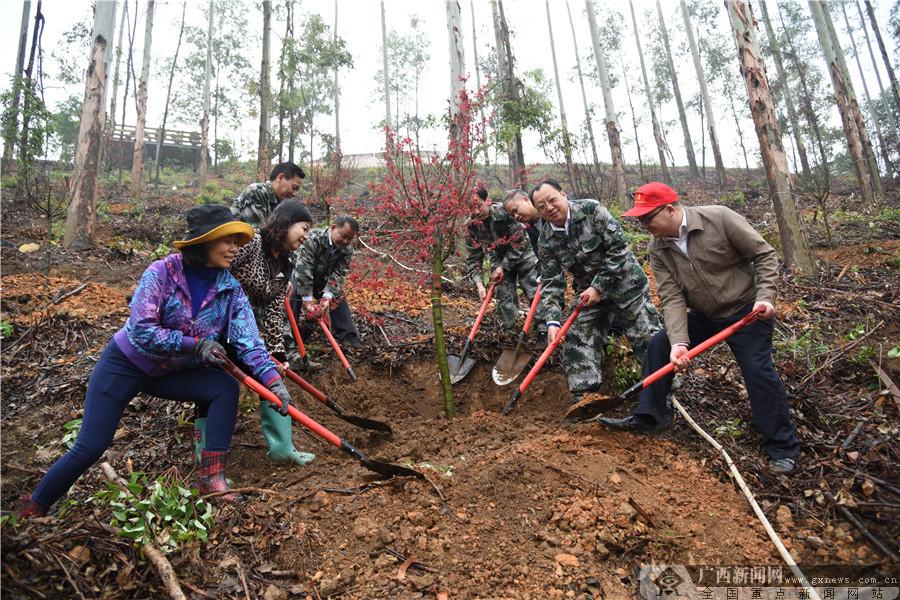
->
[173, 204, 254, 249]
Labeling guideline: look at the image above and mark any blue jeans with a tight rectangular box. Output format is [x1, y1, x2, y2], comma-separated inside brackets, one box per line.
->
[31, 340, 239, 510]
[634, 304, 800, 460]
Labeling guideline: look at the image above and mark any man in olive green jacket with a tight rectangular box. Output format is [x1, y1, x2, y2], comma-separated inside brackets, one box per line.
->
[600, 182, 800, 475]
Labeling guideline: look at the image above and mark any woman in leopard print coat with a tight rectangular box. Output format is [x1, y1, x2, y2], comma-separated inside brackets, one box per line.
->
[229, 199, 317, 466]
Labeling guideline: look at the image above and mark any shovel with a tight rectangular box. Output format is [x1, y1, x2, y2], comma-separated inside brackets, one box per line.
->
[492, 285, 542, 386]
[222, 358, 422, 479]
[563, 307, 765, 423]
[318, 315, 357, 381]
[501, 298, 587, 415]
[448, 282, 496, 385]
[270, 355, 392, 434]
[283, 283, 309, 363]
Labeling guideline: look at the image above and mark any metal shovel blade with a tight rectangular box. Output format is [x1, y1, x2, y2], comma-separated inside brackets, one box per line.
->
[361, 457, 425, 479]
[338, 413, 393, 434]
[492, 349, 532, 386]
[563, 393, 628, 423]
[447, 354, 476, 385]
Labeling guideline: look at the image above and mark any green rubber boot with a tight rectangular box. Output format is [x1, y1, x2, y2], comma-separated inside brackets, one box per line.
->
[193, 417, 207, 465]
[258, 402, 316, 465]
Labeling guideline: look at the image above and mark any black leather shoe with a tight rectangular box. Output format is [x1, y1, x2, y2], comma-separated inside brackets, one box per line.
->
[344, 337, 364, 350]
[598, 414, 671, 435]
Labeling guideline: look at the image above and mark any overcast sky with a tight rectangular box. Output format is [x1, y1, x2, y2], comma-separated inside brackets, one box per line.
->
[1, 0, 896, 172]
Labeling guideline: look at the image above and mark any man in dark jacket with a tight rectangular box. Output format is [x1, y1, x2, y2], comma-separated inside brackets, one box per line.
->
[601, 182, 800, 475]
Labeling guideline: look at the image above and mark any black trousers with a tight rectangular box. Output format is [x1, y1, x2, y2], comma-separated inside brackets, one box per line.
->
[289, 286, 359, 344]
[634, 303, 800, 460]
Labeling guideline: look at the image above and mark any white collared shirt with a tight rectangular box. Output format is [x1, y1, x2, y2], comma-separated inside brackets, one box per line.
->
[666, 208, 689, 257]
[549, 208, 571, 235]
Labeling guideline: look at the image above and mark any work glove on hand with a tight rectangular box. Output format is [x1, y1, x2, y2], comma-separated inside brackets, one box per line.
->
[303, 301, 321, 321]
[196, 339, 227, 367]
[266, 378, 293, 416]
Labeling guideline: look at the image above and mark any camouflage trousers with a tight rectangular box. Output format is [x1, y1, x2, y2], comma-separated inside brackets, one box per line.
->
[561, 290, 661, 393]
[494, 259, 543, 332]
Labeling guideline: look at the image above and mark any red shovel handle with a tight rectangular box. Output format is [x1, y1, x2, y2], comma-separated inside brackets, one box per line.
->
[642, 306, 765, 389]
[522, 284, 542, 335]
[518, 298, 587, 394]
[319, 317, 351, 371]
[283, 283, 307, 358]
[468, 282, 496, 342]
[221, 358, 341, 448]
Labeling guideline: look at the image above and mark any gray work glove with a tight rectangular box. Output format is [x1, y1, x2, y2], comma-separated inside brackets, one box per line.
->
[195, 339, 227, 367]
[266, 378, 293, 416]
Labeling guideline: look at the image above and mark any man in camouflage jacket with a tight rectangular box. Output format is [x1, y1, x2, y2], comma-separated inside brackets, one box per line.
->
[465, 188, 544, 338]
[291, 215, 362, 348]
[532, 179, 661, 402]
[231, 162, 306, 228]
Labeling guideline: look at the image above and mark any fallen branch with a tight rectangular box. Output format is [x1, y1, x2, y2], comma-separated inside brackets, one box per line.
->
[98, 462, 187, 600]
[824, 491, 899, 562]
[53, 283, 88, 305]
[383, 547, 440, 574]
[199, 486, 279, 501]
[868, 358, 900, 404]
[358, 236, 453, 284]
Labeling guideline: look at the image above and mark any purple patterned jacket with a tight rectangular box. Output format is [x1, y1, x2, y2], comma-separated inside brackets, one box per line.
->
[113, 253, 278, 384]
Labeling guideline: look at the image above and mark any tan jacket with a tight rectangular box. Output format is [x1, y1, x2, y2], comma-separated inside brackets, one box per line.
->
[649, 205, 778, 346]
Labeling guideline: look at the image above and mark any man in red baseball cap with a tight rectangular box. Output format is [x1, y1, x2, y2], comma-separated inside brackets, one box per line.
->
[602, 182, 800, 475]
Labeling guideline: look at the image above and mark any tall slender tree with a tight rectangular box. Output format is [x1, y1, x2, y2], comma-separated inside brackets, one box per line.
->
[841, 1, 892, 175]
[334, 0, 341, 155]
[131, 0, 155, 198]
[725, 0, 814, 275]
[680, 0, 725, 186]
[856, 0, 897, 134]
[104, 0, 128, 175]
[380, 0, 392, 133]
[257, 0, 272, 177]
[545, 0, 575, 186]
[495, 0, 526, 186]
[565, 0, 601, 173]
[629, 0, 669, 183]
[864, 0, 900, 118]
[154, 0, 187, 183]
[585, 0, 626, 207]
[618, 48, 644, 180]
[470, 0, 488, 165]
[64, 1, 117, 249]
[3, 1, 32, 163]
[758, 0, 812, 179]
[198, 0, 213, 186]
[118, 0, 138, 189]
[809, 0, 880, 204]
[655, 0, 698, 177]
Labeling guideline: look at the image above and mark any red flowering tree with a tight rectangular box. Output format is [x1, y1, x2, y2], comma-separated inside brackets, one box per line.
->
[373, 89, 487, 418]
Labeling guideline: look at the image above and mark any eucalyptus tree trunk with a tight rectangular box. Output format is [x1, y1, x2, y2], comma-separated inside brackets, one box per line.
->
[131, 0, 155, 199]
[276, 1, 291, 163]
[198, 0, 213, 187]
[104, 0, 128, 175]
[334, 0, 341, 155]
[809, 0, 880, 204]
[840, 1, 891, 176]
[380, 0, 391, 132]
[656, 0, 698, 178]
[17, 0, 44, 189]
[863, 0, 900, 120]
[496, 0, 526, 186]
[545, 0, 575, 187]
[470, 0, 488, 165]
[680, 0, 725, 187]
[117, 1, 138, 189]
[725, 0, 815, 275]
[619, 49, 644, 181]
[154, 0, 186, 184]
[758, 0, 811, 179]
[257, 0, 272, 178]
[629, 0, 669, 184]
[565, 0, 601, 174]
[64, 1, 117, 249]
[856, 0, 896, 134]
[3, 0, 31, 163]
[585, 0, 626, 208]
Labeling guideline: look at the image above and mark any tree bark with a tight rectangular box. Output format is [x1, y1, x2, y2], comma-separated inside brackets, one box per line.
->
[198, 0, 213, 187]
[496, 0, 526, 187]
[545, 0, 575, 187]
[566, 0, 601, 176]
[17, 0, 44, 184]
[104, 0, 128, 177]
[154, 0, 186, 184]
[808, 0, 880, 204]
[864, 0, 900, 121]
[64, 2, 117, 249]
[380, 0, 392, 133]
[3, 0, 31, 163]
[725, 0, 814, 275]
[681, 0, 726, 187]
[856, 0, 897, 134]
[758, 0, 812, 179]
[841, 1, 892, 176]
[257, 0, 272, 178]
[585, 0, 626, 208]
[131, 0, 155, 199]
[432, 239, 454, 419]
[656, 0, 698, 178]
[629, 0, 669, 184]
